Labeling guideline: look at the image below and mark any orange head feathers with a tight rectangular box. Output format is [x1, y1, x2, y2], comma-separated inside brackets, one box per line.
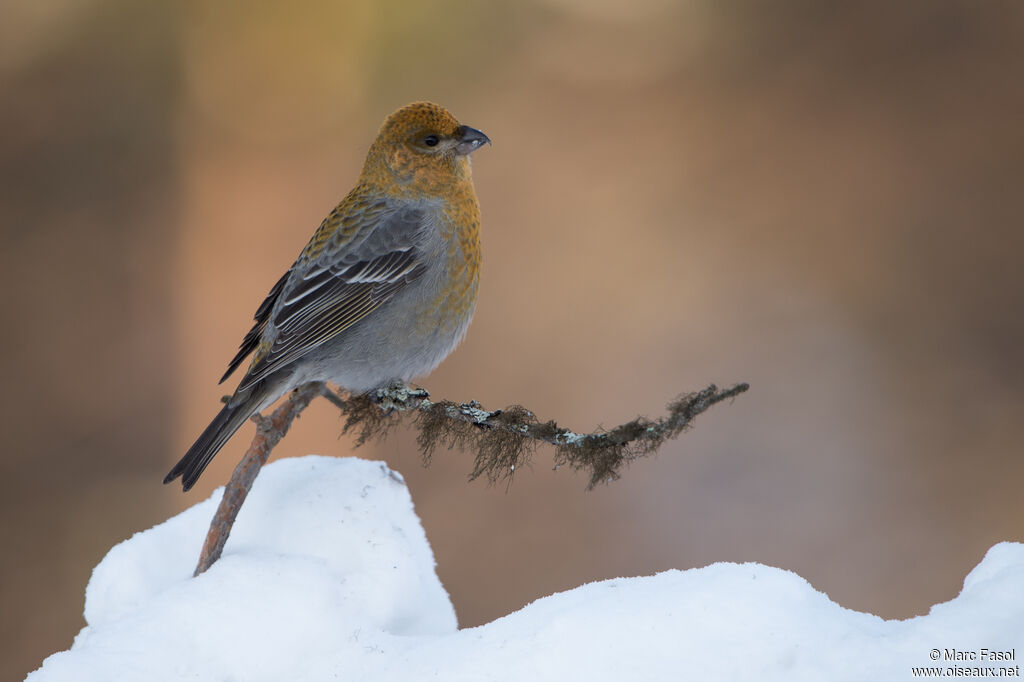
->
[361, 102, 491, 197]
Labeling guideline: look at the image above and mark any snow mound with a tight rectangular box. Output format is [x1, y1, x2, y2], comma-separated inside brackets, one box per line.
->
[28, 456, 1024, 681]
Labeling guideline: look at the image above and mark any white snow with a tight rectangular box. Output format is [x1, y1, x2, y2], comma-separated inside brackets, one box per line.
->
[28, 456, 1024, 681]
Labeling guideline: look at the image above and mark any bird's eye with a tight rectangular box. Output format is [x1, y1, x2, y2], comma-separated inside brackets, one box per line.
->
[422, 135, 440, 147]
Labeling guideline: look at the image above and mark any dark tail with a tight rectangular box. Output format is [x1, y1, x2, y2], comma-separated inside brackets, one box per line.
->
[163, 384, 269, 491]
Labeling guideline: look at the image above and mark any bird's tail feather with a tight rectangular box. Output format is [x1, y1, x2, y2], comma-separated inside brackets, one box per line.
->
[163, 384, 269, 491]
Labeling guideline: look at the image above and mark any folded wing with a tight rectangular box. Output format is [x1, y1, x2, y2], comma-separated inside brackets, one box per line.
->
[221, 202, 429, 390]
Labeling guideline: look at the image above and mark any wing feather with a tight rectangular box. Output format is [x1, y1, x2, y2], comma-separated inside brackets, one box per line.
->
[231, 203, 430, 391]
[220, 269, 291, 383]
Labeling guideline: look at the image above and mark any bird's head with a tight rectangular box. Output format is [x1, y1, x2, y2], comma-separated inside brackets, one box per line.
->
[362, 102, 490, 197]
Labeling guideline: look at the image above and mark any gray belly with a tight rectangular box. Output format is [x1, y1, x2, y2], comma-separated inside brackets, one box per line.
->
[291, 264, 476, 393]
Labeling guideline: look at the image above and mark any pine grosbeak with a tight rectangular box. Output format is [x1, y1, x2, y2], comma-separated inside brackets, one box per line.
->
[165, 102, 490, 491]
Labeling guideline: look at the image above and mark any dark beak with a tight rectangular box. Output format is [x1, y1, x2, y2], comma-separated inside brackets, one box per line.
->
[454, 125, 491, 156]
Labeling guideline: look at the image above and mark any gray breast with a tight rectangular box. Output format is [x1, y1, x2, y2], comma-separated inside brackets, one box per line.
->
[291, 203, 476, 393]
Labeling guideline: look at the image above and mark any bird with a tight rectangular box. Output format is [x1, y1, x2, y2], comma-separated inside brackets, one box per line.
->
[164, 102, 490, 491]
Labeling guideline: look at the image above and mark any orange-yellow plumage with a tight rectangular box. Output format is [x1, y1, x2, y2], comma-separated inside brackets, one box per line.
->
[165, 102, 489, 491]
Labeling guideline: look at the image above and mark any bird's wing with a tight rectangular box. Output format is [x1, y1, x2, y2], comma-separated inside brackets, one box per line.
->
[220, 269, 290, 383]
[222, 201, 431, 390]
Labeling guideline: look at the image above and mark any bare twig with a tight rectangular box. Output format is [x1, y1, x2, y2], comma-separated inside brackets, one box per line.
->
[193, 380, 749, 574]
[194, 382, 327, 576]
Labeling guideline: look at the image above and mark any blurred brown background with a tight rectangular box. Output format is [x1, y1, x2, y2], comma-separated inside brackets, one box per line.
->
[3, 0, 1023, 678]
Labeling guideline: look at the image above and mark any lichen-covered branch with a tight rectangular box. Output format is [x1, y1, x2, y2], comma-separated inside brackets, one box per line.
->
[193, 380, 749, 574]
[336, 381, 750, 489]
